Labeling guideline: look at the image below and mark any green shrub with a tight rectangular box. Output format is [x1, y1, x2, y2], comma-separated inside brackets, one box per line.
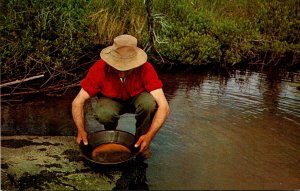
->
[255, 0, 299, 43]
[158, 13, 221, 65]
[0, 0, 94, 80]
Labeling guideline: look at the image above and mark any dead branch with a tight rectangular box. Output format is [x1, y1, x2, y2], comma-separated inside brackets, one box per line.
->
[28, 56, 77, 77]
[0, 82, 80, 97]
[0, 74, 45, 88]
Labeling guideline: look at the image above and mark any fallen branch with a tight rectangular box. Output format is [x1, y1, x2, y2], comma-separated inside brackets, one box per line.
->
[0, 90, 41, 96]
[0, 82, 80, 97]
[0, 74, 45, 88]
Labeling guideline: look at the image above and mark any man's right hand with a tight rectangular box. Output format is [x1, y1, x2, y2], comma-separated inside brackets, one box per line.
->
[77, 130, 88, 145]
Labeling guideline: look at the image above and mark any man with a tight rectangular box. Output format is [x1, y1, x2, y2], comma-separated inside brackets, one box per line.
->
[72, 34, 170, 156]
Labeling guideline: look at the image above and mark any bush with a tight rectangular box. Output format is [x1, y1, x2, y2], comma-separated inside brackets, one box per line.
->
[157, 11, 222, 65]
[0, 0, 94, 81]
[157, 0, 299, 67]
[250, 0, 300, 66]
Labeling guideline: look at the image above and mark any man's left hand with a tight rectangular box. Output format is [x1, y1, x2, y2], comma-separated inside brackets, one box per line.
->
[134, 134, 152, 153]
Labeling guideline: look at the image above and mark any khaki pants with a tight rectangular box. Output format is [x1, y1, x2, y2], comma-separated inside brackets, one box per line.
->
[84, 92, 157, 137]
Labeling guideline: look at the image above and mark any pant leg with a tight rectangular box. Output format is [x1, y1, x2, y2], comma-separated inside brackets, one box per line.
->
[85, 97, 125, 133]
[84, 97, 103, 134]
[130, 92, 157, 137]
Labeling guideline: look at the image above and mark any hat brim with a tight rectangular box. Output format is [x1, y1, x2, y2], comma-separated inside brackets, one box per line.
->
[100, 46, 147, 71]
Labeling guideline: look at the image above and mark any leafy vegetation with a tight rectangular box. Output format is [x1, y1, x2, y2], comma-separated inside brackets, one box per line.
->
[0, 0, 299, 95]
[154, 0, 299, 68]
[1, 0, 95, 86]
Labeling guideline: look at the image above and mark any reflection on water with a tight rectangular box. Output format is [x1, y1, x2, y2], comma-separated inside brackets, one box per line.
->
[113, 161, 149, 190]
[151, 70, 300, 190]
[1, 95, 76, 136]
[1, 69, 300, 189]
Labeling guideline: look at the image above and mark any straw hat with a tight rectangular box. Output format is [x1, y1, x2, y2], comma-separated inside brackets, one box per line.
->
[100, 35, 147, 71]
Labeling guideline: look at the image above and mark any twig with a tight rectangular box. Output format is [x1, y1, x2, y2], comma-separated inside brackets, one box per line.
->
[40, 64, 55, 88]
[0, 90, 41, 96]
[10, 57, 39, 93]
[67, 59, 98, 72]
[28, 56, 77, 77]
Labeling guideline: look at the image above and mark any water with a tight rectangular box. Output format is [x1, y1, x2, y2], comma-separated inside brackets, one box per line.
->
[91, 143, 132, 164]
[149, 70, 300, 189]
[1, 69, 300, 189]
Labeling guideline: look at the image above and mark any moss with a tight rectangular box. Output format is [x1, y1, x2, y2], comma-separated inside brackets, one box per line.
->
[1, 139, 62, 148]
[62, 149, 81, 162]
[288, 82, 300, 88]
[17, 170, 73, 190]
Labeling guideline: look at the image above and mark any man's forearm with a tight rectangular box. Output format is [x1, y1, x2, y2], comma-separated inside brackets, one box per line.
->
[146, 104, 169, 140]
[72, 88, 90, 133]
[72, 100, 89, 145]
[72, 103, 86, 132]
[147, 89, 170, 140]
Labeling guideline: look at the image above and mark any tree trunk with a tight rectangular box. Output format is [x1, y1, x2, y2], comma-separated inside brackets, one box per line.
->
[145, 0, 155, 55]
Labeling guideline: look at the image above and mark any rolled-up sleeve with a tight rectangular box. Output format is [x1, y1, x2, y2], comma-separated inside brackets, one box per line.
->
[142, 62, 163, 92]
[80, 61, 103, 97]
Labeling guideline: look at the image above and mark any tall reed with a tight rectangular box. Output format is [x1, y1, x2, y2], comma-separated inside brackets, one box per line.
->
[88, 0, 148, 45]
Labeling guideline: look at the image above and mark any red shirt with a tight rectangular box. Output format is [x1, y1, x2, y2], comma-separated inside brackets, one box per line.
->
[80, 59, 163, 100]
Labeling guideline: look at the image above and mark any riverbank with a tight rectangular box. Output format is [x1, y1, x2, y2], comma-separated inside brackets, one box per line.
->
[1, 136, 117, 190]
[1, 64, 299, 101]
[1, 135, 149, 190]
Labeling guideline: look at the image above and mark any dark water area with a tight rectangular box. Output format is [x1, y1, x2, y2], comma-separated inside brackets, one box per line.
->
[1, 69, 300, 189]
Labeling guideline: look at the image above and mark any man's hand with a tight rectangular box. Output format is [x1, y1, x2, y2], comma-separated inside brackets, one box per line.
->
[77, 130, 88, 145]
[134, 134, 152, 153]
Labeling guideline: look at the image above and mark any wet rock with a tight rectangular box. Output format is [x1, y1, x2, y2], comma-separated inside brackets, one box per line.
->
[1, 136, 121, 190]
[1, 170, 17, 190]
[1, 163, 9, 169]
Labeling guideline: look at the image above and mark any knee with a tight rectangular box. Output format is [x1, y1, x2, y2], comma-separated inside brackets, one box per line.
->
[94, 108, 119, 124]
[136, 97, 157, 114]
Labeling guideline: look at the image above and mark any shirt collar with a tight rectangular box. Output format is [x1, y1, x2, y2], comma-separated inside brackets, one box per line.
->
[105, 63, 141, 75]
